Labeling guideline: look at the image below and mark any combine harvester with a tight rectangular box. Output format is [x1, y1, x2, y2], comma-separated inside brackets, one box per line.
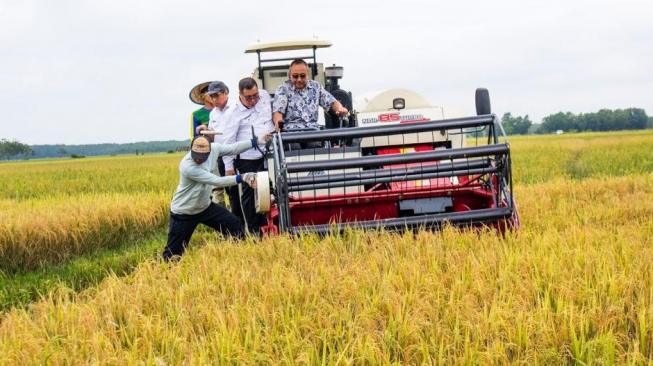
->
[245, 40, 519, 235]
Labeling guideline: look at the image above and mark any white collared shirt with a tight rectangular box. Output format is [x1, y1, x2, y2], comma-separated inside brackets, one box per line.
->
[222, 89, 275, 170]
[208, 99, 236, 145]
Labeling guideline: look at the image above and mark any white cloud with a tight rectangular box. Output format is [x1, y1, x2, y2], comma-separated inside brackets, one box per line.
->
[1, 0, 652, 144]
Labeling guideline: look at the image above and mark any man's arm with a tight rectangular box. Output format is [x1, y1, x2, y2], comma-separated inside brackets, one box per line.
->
[211, 139, 255, 158]
[272, 112, 284, 130]
[330, 100, 349, 116]
[253, 92, 276, 151]
[182, 163, 240, 187]
[272, 84, 289, 130]
[317, 84, 348, 116]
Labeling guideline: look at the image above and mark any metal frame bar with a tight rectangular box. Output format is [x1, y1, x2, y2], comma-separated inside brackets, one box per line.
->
[280, 115, 496, 143]
[286, 144, 509, 172]
[290, 167, 500, 192]
[288, 158, 492, 186]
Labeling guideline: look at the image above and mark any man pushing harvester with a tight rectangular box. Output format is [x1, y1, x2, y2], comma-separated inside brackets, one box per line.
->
[162, 132, 270, 261]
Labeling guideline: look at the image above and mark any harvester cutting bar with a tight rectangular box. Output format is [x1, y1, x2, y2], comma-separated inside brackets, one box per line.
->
[289, 167, 499, 192]
[286, 144, 509, 173]
[288, 158, 491, 186]
[280, 115, 495, 143]
[288, 159, 499, 191]
[289, 207, 514, 235]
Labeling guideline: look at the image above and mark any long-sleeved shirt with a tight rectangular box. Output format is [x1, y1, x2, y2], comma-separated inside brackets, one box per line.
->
[207, 99, 237, 175]
[272, 80, 336, 130]
[208, 99, 236, 145]
[170, 139, 253, 215]
[222, 89, 275, 170]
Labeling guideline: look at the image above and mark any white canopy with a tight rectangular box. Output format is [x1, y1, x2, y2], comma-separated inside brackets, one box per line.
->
[245, 39, 332, 53]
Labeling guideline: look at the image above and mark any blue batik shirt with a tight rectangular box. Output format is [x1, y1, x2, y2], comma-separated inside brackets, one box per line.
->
[272, 80, 336, 130]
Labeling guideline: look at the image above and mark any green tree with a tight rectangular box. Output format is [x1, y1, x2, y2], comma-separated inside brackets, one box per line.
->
[501, 113, 533, 135]
[626, 108, 648, 130]
[540, 112, 576, 133]
[541, 108, 649, 133]
[0, 139, 33, 160]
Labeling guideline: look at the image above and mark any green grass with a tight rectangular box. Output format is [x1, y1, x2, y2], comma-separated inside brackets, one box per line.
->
[0, 227, 226, 312]
[0, 231, 166, 311]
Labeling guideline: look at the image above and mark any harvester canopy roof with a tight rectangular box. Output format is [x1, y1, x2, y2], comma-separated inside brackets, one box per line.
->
[245, 39, 332, 53]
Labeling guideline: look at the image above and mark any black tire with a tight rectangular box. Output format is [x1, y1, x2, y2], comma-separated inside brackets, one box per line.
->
[475, 88, 491, 115]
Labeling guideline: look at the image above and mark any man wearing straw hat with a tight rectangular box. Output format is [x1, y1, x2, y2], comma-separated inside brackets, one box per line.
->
[189, 81, 214, 139]
[162, 133, 269, 261]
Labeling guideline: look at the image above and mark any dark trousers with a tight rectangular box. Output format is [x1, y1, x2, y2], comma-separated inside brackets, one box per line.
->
[162, 202, 244, 261]
[218, 158, 240, 213]
[234, 157, 265, 235]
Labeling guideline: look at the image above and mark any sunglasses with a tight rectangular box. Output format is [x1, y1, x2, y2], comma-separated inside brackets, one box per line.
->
[242, 93, 259, 101]
[291, 73, 307, 80]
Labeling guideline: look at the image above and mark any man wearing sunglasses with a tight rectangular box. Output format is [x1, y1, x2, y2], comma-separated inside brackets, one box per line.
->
[272, 58, 348, 132]
[221, 77, 275, 235]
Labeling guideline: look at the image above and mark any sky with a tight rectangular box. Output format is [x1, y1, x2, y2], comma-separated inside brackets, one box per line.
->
[1, 0, 652, 145]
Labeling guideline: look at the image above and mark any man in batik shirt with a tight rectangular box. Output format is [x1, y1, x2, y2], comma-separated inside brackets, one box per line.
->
[272, 58, 348, 132]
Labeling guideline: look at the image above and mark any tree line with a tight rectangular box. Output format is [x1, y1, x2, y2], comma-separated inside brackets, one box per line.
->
[0, 140, 189, 160]
[0, 139, 33, 160]
[502, 108, 651, 135]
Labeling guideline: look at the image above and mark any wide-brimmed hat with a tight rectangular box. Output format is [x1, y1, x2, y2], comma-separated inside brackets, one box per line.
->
[189, 81, 211, 105]
[190, 136, 211, 162]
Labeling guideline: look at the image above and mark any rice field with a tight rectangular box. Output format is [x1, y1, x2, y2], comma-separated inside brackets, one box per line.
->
[1, 130, 652, 364]
[0, 154, 178, 273]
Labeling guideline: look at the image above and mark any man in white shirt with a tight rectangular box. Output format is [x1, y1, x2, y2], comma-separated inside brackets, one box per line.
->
[222, 77, 275, 235]
[163, 135, 265, 261]
[204, 81, 236, 207]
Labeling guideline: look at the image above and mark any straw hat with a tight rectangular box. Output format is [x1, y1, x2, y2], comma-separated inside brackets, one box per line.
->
[190, 136, 211, 162]
[189, 81, 211, 105]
